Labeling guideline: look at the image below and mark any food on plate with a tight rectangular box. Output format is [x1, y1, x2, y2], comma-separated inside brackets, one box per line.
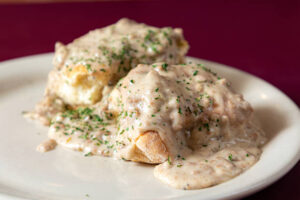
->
[47, 63, 266, 189]
[24, 19, 267, 190]
[25, 18, 189, 125]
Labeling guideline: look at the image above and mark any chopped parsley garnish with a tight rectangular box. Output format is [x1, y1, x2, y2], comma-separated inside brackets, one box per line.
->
[79, 133, 88, 139]
[163, 31, 172, 45]
[193, 70, 198, 76]
[162, 63, 168, 71]
[204, 123, 210, 131]
[130, 79, 135, 84]
[81, 107, 93, 115]
[93, 114, 103, 122]
[178, 107, 182, 114]
[86, 64, 92, 72]
[155, 88, 159, 92]
[167, 156, 172, 165]
[228, 154, 233, 161]
[151, 45, 158, 53]
[84, 152, 92, 157]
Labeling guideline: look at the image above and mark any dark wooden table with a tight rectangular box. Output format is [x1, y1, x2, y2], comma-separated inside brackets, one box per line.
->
[0, 1, 299, 199]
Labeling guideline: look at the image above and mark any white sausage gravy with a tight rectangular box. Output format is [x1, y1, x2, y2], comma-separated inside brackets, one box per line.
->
[46, 63, 267, 189]
[25, 19, 266, 190]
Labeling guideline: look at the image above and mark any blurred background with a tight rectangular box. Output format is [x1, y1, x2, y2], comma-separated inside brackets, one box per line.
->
[0, 0, 299, 199]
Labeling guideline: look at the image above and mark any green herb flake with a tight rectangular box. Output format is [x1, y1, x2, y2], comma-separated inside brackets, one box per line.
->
[178, 107, 182, 114]
[119, 129, 125, 135]
[86, 64, 92, 72]
[84, 152, 92, 157]
[162, 63, 168, 71]
[193, 70, 198, 76]
[151, 45, 158, 53]
[204, 123, 210, 131]
[79, 133, 88, 139]
[228, 154, 233, 161]
[93, 114, 103, 122]
[78, 107, 94, 116]
[167, 156, 172, 165]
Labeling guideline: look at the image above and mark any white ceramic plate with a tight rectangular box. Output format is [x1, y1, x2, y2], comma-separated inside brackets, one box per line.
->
[0, 54, 299, 200]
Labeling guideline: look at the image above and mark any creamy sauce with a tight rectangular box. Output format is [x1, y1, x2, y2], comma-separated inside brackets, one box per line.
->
[25, 19, 267, 190]
[47, 63, 266, 189]
[26, 18, 188, 125]
[154, 144, 261, 189]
